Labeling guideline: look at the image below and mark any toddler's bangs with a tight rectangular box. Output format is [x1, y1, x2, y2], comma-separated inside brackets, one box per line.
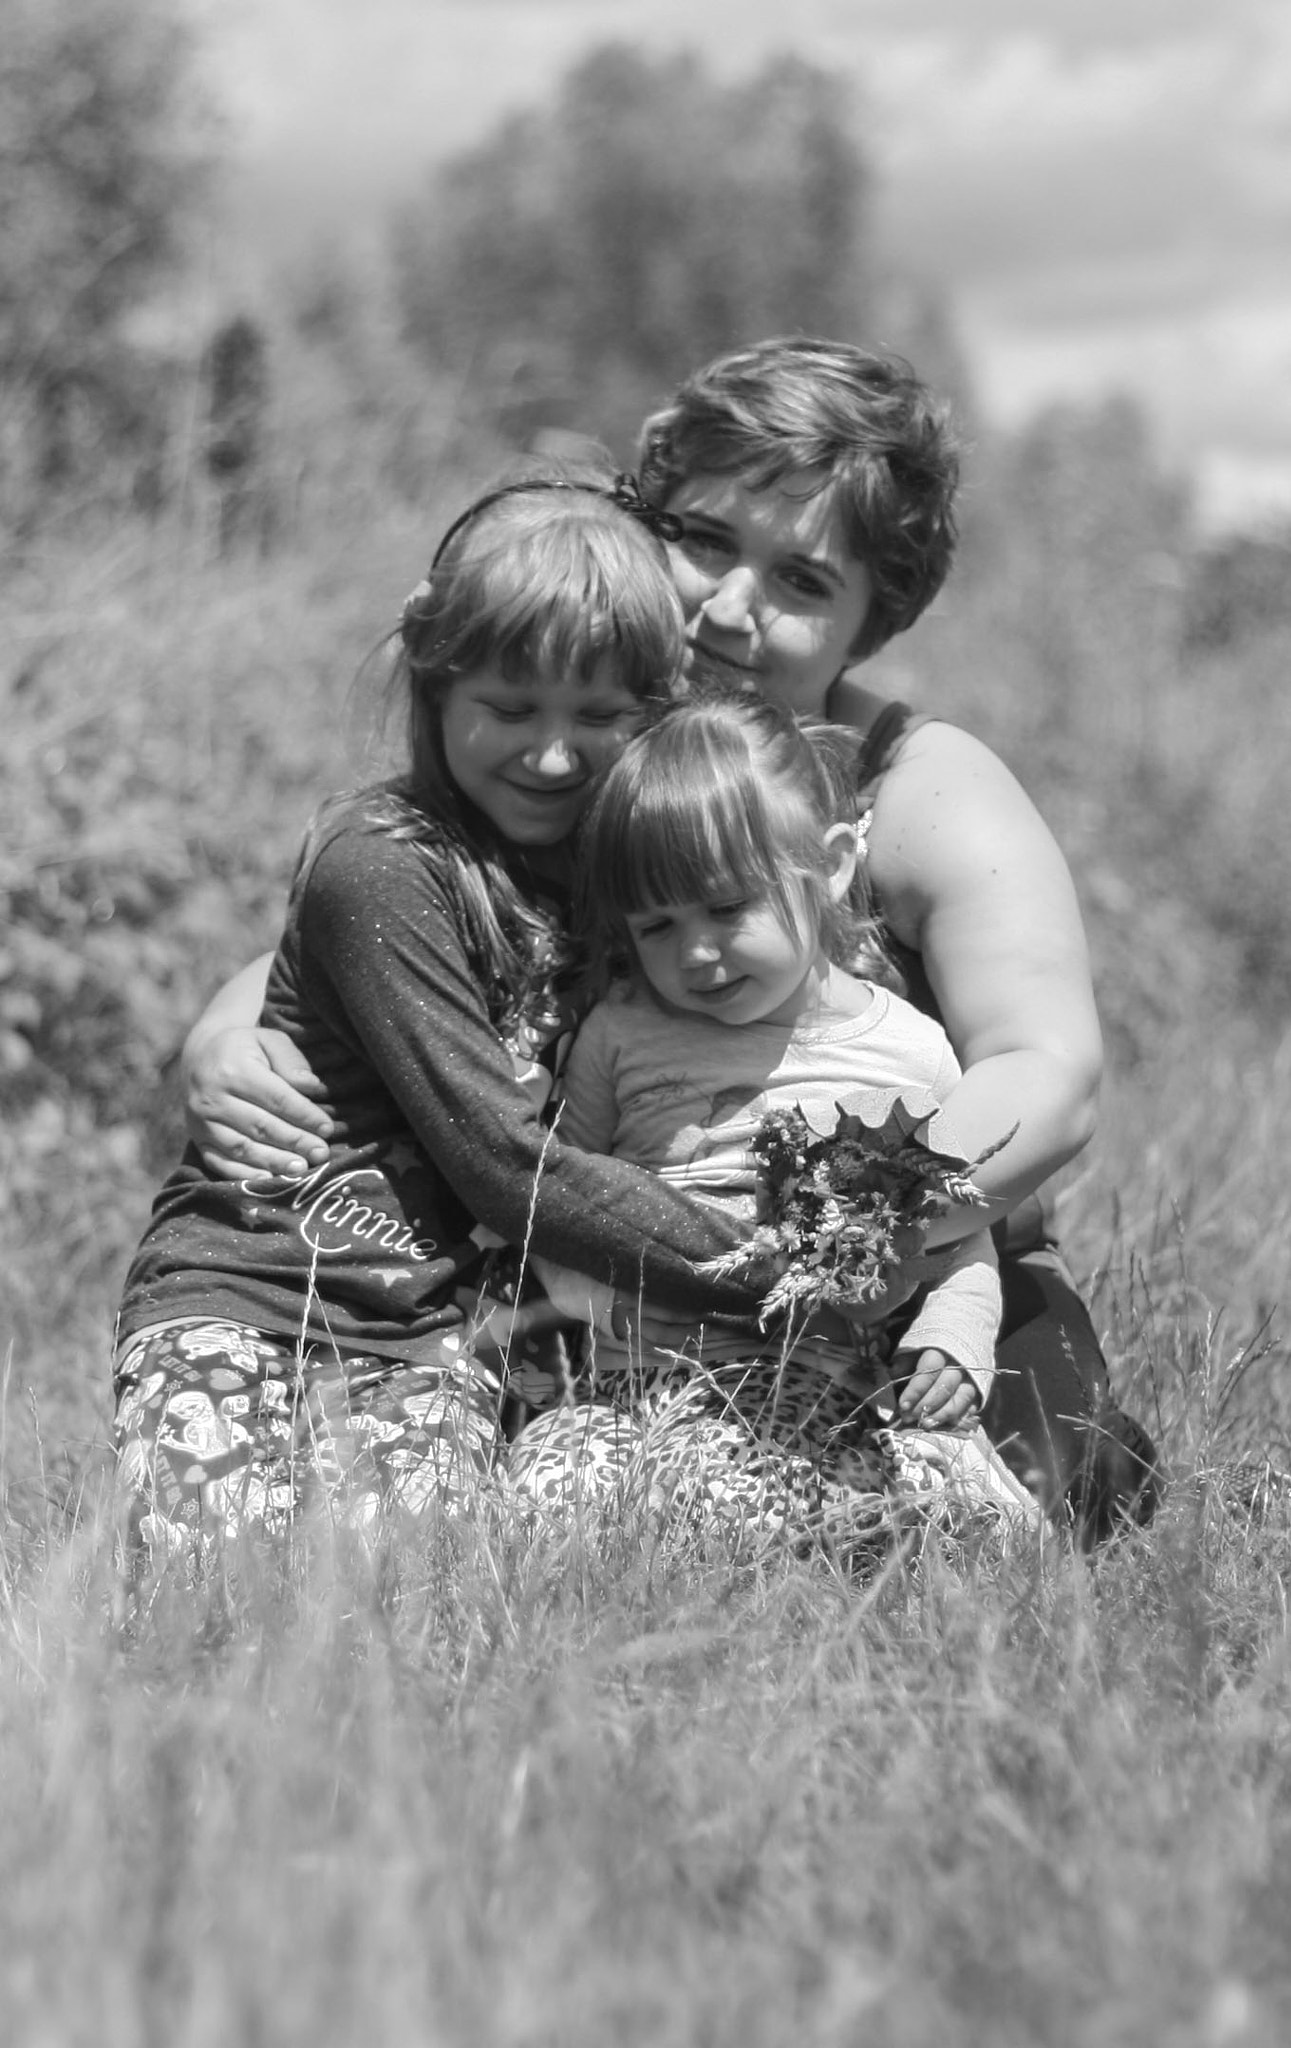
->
[599, 754, 791, 919]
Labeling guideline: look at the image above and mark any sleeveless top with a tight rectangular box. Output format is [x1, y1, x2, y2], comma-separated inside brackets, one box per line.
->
[853, 697, 930, 815]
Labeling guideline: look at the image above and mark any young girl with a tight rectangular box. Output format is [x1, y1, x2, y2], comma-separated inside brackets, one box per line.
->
[114, 473, 780, 1548]
[509, 694, 1039, 1537]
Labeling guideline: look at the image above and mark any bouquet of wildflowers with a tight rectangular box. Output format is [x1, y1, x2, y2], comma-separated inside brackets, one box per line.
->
[706, 1095, 1012, 1324]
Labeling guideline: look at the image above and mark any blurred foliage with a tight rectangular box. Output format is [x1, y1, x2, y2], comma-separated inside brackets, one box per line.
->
[392, 43, 875, 453]
[965, 395, 1190, 745]
[0, 27, 967, 527]
[0, 541, 380, 1137]
[0, 521, 403, 1417]
[871, 392, 1291, 1058]
[1182, 523, 1291, 651]
[0, 0, 212, 515]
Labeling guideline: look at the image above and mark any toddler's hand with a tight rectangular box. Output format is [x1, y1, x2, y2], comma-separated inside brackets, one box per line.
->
[895, 1348, 980, 1431]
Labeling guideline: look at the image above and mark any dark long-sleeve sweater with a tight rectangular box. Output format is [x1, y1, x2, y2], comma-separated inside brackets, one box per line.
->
[118, 799, 761, 1364]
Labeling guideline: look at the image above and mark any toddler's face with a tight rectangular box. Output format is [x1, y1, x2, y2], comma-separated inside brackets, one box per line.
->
[663, 473, 873, 715]
[625, 880, 827, 1030]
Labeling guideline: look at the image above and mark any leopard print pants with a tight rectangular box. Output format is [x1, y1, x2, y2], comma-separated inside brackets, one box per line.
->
[506, 1355, 1039, 1551]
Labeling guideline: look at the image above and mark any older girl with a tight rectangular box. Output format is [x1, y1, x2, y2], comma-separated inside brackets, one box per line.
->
[114, 476, 772, 1545]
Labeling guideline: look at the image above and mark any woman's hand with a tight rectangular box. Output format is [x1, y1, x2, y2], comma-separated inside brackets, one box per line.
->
[895, 1348, 980, 1431]
[184, 1025, 333, 1181]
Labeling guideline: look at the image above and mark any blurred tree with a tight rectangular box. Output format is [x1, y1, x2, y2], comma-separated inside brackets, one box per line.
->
[1181, 524, 1291, 651]
[983, 394, 1188, 758]
[392, 43, 878, 452]
[0, 0, 211, 506]
[202, 312, 272, 551]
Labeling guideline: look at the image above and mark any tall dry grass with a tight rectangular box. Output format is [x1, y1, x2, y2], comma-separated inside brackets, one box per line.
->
[3, 420, 1291, 2044]
[1, 1463, 1289, 2046]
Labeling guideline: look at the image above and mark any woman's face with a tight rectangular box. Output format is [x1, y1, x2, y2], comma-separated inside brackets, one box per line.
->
[440, 656, 647, 847]
[663, 473, 874, 717]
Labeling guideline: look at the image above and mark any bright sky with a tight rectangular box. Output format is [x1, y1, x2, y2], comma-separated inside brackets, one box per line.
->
[194, 0, 1291, 531]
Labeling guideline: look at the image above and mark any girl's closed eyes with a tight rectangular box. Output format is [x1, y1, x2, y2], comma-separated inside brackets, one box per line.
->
[630, 896, 751, 940]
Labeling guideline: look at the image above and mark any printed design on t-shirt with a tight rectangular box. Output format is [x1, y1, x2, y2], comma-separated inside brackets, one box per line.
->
[618, 1072, 695, 1115]
[707, 1081, 767, 1129]
[248, 1140, 455, 1284]
[295, 1163, 439, 1263]
[652, 1077, 773, 1178]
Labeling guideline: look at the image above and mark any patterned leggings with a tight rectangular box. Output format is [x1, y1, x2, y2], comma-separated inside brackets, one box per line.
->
[507, 1356, 1040, 1550]
[113, 1321, 1038, 1559]
[113, 1318, 503, 1550]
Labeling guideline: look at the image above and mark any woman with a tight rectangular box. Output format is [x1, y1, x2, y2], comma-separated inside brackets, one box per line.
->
[179, 337, 1160, 1545]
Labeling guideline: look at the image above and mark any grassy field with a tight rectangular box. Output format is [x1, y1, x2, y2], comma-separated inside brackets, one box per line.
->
[3, 452, 1291, 2046]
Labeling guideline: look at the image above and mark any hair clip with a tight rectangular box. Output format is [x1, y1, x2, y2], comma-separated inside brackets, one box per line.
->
[610, 472, 685, 543]
[400, 577, 432, 620]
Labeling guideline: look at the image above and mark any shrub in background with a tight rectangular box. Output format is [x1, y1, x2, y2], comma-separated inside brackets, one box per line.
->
[0, 0, 212, 517]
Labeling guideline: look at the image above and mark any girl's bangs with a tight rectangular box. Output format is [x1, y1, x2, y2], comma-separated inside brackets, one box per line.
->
[496, 599, 617, 685]
[471, 520, 680, 693]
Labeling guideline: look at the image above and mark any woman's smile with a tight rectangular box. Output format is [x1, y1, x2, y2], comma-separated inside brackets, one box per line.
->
[664, 473, 874, 716]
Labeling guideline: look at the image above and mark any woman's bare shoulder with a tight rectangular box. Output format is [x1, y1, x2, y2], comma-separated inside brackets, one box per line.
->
[867, 717, 1083, 944]
[873, 717, 1058, 854]
[883, 714, 1027, 783]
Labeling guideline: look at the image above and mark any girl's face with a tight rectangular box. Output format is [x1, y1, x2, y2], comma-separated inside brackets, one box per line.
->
[624, 881, 828, 1030]
[441, 656, 648, 847]
[663, 473, 874, 716]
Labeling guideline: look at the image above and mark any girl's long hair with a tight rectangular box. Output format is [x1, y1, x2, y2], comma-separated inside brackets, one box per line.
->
[368, 472, 684, 1031]
[574, 690, 894, 999]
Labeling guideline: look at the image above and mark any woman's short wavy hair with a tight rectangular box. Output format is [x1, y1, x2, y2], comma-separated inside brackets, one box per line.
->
[638, 336, 960, 660]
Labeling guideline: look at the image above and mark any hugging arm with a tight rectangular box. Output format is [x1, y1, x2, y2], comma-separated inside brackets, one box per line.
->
[859, 720, 1103, 1245]
[183, 954, 334, 1179]
[294, 830, 761, 1318]
[526, 1005, 623, 1326]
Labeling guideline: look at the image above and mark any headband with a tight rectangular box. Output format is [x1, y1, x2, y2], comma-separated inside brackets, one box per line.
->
[400, 472, 685, 623]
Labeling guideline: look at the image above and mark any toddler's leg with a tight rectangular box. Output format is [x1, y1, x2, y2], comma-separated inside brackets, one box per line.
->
[507, 1398, 648, 1517]
[558, 1359, 894, 1558]
[883, 1424, 1043, 1532]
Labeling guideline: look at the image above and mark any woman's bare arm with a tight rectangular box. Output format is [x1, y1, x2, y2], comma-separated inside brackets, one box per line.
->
[865, 720, 1102, 1242]
[182, 954, 333, 1179]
